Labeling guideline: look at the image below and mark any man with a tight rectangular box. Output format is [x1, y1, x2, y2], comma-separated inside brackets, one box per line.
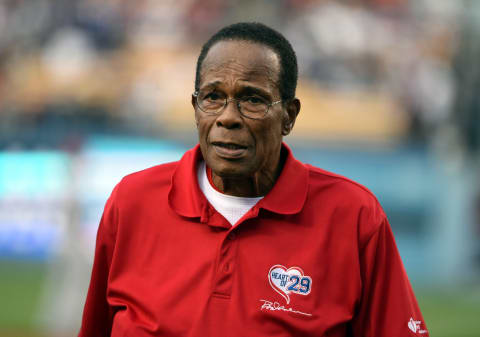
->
[79, 22, 428, 337]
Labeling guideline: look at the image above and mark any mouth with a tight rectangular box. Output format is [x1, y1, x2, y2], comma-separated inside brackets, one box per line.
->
[211, 141, 248, 158]
[212, 142, 247, 150]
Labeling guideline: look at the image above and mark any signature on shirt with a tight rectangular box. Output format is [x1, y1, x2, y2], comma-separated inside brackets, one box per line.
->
[259, 299, 312, 317]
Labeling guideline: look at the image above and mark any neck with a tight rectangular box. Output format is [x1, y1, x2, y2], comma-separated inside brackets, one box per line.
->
[210, 154, 284, 198]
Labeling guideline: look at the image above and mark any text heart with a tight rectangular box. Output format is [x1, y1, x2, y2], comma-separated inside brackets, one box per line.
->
[268, 265, 312, 304]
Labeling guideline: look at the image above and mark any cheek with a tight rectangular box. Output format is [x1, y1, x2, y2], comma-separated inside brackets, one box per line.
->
[196, 117, 212, 143]
[196, 125, 210, 160]
[254, 121, 282, 156]
[197, 125, 210, 161]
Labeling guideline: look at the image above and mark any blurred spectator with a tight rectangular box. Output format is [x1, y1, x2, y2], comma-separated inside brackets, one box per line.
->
[0, 0, 472, 149]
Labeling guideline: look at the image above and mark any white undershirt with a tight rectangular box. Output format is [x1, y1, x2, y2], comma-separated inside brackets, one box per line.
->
[197, 161, 263, 226]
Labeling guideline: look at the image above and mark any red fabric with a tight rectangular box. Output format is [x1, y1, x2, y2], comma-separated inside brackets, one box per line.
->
[79, 143, 428, 337]
[206, 165, 223, 193]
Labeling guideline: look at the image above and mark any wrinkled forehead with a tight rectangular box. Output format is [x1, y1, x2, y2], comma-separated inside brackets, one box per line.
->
[199, 40, 281, 90]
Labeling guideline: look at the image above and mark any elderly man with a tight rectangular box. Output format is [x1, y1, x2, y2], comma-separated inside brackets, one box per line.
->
[79, 22, 428, 337]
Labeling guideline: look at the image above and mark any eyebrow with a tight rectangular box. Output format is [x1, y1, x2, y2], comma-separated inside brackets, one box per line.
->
[200, 81, 273, 98]
[239, 85, 271, 98]
[201, 80, 222, 89]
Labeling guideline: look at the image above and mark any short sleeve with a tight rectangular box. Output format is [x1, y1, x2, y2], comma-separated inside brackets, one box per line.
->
[78, 185, 119, 337]
[351, 217, 429, 337]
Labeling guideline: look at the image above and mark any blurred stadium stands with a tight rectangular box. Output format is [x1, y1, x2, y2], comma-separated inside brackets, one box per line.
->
[0, 0, 479, 336]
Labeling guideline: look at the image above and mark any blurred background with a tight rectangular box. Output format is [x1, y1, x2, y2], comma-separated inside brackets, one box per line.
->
[0, 0, 479, 336]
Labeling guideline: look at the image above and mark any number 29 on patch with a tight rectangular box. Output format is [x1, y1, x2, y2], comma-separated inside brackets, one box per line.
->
[286, 275, 311, 295]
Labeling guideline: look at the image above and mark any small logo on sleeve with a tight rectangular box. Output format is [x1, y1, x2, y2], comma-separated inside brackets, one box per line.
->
[408, 317, 428, 334]
[268, 265, 312, 304]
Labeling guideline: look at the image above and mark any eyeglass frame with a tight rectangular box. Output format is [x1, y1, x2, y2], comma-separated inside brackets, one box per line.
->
[193, 91, 282, 120]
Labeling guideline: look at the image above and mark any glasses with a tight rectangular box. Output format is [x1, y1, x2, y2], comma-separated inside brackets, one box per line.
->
[193, 91, 282, 120]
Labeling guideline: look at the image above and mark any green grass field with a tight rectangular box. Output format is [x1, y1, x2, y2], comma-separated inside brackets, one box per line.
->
[417, 289, 480, 337]
[0, 261, 48, 337]
[1, 261, 479, 337]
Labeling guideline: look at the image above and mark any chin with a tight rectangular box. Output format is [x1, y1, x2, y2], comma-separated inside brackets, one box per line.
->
[209, 160, 253, 179]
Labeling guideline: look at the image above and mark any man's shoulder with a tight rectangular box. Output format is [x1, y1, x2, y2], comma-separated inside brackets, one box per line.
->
[303, 163, 386, 235]
[116, 160, 180, 194]
[304, 163, 381, 207]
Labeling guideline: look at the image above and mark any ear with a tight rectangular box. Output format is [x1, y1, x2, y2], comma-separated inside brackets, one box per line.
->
[191, 94, 197, 109]
[192, 94, 199, 127]
[282, 98, 300, 136]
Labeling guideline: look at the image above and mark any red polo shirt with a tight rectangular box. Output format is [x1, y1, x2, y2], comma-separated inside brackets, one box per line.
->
[79, 144, 428, 337]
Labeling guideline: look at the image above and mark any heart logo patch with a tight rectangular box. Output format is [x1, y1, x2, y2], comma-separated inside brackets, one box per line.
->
[268, 264, 312, 304]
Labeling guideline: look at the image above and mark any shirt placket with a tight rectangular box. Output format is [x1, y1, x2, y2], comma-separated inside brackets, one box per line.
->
[212, 230, 238, 298]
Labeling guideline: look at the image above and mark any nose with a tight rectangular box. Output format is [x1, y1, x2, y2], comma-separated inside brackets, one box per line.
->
[215, 99, 243, 129]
